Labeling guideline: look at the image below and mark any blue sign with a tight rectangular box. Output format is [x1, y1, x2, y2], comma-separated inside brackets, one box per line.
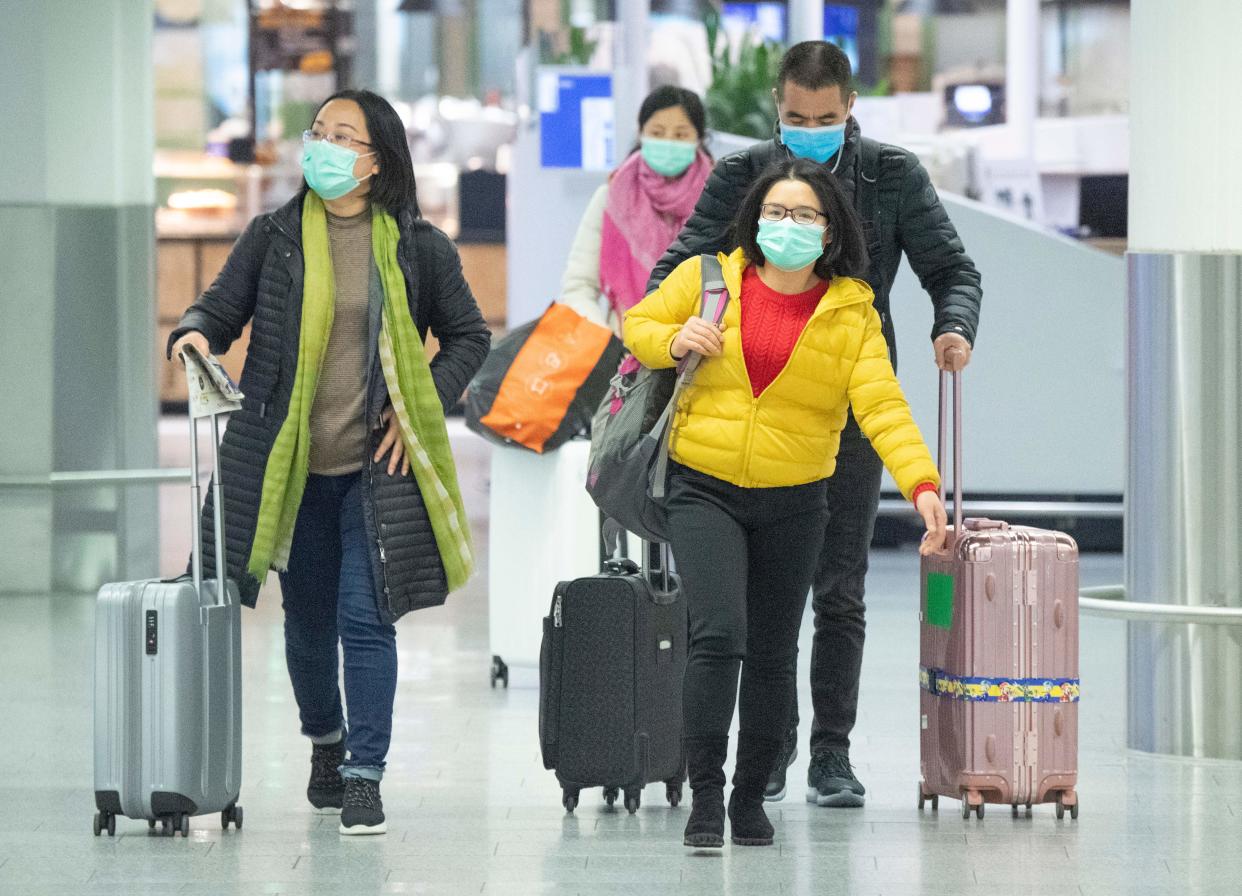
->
[721, 2, 787, 43]
[824, 5, 860, 73]
[538, 70, 614, 171]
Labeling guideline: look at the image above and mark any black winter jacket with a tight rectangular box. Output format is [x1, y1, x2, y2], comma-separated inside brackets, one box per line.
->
[169, 194, 491, 622]
[647, 119, 982, 370]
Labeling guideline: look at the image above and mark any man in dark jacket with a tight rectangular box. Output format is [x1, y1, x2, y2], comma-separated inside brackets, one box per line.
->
[647, 41, 982, 808]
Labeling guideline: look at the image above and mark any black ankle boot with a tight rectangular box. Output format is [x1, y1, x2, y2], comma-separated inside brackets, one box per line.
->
[683, 736, 729, 849]
[728, 735, 783, 846]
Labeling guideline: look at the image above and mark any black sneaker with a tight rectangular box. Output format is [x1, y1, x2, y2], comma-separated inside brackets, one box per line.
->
[307, 739, 346, 813]
[806, 750, 866, 808]
[763, 729, 798, 802]
[339, 777, 386, 835]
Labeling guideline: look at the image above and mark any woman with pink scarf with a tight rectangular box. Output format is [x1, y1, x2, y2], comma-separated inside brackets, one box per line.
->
[559, 86, 713, 335]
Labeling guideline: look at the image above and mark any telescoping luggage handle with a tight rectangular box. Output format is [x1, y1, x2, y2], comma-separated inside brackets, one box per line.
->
[649, 255, 731, 501]
[937, 351, 964, 535]
[181, 344, 243, 605]
[600, 515, 675, 599]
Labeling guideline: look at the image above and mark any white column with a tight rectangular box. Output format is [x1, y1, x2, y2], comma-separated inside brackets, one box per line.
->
[1129, 0, 1242, 253]
[1005, 0, 1040, 160]
[612, 0, 650, 158]
[788, 0, 823, 46]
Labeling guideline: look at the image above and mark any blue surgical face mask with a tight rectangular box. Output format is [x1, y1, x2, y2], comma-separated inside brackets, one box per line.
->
[301, 139, 375, 201]
[640, 138, 698, 177]
[780, 121, 847, 165]
[756, 218, 827, 273]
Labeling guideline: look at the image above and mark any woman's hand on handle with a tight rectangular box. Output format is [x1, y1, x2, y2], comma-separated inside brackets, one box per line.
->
[670, 316, 726, 361]
[374, 406, 410, 477]
[172, 331, 210, 365]
[917, 490, 949, 556]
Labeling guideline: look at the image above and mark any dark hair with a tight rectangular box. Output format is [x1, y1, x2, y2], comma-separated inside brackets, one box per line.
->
[732, 158, 868, 280]
[777, 41, 854, 100]
[628, 85, 710, 157]
[302, 89, 420, 217]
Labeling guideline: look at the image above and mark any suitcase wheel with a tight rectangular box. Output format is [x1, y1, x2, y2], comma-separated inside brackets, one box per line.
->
[490, 655, 509, 689]
[179, 814, 190, 838]
[917, 784, 939, 812]
[222, 804, 244, 831]
[960, 792, 984, 820]
[603, 787, 619, 809]
[666, 783, 682, 808]
[92, 811, 115, 837]
[1055, 791, 1079, 820]
[562, 789, 580, 814]
[161, 817, 174, 837]
[624, 790, 641, 814]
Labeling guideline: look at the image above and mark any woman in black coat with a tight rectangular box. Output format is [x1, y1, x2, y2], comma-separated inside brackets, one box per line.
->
[170, 90, 489, 835]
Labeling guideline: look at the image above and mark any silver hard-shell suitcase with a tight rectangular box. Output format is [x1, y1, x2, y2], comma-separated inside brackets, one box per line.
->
[93, 352, 243, 837]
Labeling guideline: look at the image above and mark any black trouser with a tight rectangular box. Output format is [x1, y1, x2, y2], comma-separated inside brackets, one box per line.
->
[788, 412, 885, 755]
[666, 462, 829, 741]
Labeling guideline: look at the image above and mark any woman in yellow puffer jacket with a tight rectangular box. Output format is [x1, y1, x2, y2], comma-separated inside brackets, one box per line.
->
[624, 158, 947, 851]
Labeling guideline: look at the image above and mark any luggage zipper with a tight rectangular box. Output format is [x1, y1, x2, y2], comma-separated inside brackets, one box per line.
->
[553, 593, 563, 628]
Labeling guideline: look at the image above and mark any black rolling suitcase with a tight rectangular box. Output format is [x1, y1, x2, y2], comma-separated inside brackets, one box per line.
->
[539, 535, 687, 814]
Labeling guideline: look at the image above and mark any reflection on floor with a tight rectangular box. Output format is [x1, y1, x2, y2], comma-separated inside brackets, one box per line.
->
[1, 420, 1236, 895]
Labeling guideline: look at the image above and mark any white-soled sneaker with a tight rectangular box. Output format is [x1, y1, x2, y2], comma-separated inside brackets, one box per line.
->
[339, 777, 386, 835]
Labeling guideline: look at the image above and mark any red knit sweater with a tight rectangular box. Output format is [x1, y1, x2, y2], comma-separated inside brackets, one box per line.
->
[740, 266, 824, 397]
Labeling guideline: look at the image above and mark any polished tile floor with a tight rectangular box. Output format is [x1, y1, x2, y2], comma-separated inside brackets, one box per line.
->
[2, 420, 1238, 895]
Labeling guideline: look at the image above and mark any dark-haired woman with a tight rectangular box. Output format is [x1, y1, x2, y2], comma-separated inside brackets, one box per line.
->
[624, 159, 947, 849]
[559, 85, 712, 334]
[169, 91, 489, 835]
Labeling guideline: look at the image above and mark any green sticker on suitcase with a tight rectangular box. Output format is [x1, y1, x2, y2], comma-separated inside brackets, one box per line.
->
[926, 572, 954, 630]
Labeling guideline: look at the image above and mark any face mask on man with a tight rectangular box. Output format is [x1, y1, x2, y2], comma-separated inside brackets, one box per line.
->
[302, 139, 375, 201]
[640, 138, 698, 177]
[779, 122, 847, 165]
[756, 218, 828, 273]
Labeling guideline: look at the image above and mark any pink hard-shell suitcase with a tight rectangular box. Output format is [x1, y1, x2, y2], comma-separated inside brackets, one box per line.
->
[917, 366, 1080, 820]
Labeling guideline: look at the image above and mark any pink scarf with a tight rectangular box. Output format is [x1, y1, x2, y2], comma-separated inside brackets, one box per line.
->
[599, 148, 713, 318]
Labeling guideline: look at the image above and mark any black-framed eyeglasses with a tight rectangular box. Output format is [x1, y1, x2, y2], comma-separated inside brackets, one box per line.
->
[760, 203, 827, 226]
[303, 129, 373, 150]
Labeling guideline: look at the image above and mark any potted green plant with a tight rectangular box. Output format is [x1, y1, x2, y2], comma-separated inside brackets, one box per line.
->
[703, 9, 784, 140]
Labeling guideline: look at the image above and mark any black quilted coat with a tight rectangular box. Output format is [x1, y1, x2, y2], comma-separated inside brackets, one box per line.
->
[647, 119, 982, 371]
[169, 194, 490, 622]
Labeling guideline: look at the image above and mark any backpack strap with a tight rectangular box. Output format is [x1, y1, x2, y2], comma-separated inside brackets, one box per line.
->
[650, 255, 732, 499]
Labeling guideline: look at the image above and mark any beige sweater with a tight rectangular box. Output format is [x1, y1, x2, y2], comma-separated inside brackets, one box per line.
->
[558, 184, 623, 336]
[308, 208, 371, 476]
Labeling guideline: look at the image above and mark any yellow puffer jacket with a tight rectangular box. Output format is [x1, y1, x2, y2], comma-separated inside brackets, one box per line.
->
[624, 249, 940, 497]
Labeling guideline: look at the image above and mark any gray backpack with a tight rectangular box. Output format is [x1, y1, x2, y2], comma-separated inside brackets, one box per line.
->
[585, 256, 731, 543]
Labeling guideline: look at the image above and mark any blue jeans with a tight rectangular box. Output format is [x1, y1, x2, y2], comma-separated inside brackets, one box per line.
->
[279, 473, 397, 780]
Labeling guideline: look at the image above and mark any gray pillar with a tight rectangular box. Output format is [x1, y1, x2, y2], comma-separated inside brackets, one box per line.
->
[1126, 0, 1242, 759]
[0, 0, 157, 594]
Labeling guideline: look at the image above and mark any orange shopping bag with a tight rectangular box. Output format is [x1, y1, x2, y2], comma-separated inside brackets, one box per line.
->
[466, 303, 623, 453]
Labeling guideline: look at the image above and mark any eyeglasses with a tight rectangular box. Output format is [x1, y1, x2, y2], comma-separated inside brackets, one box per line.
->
[302, 129, 373, 150]
[760, 203, 827, 226]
